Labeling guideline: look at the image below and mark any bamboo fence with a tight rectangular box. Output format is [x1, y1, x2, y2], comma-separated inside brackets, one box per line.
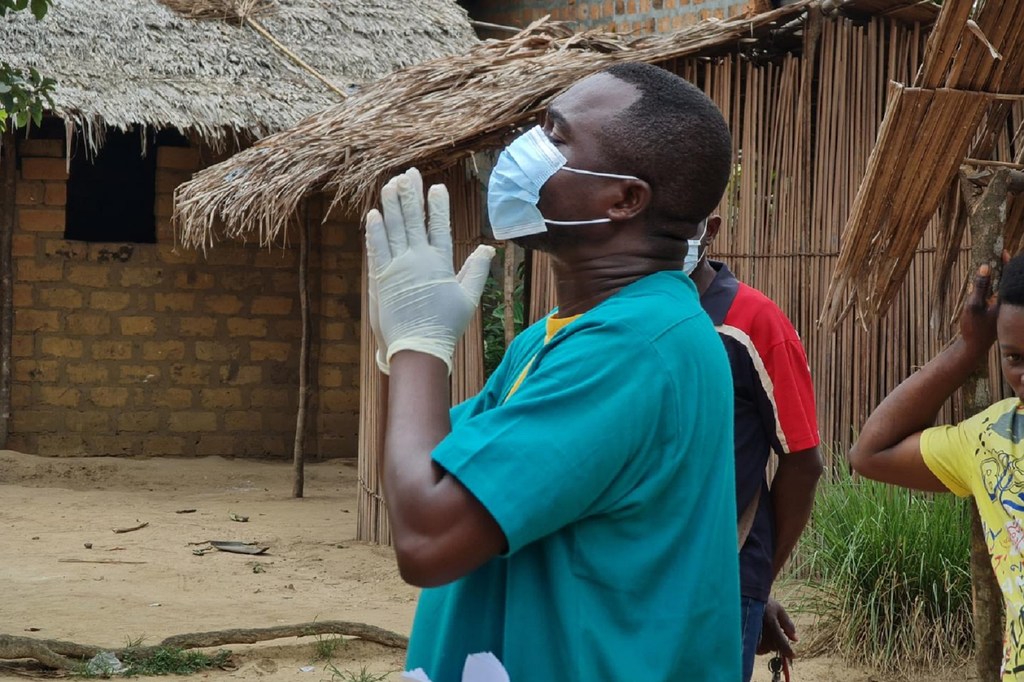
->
[355, 166, 487, 543]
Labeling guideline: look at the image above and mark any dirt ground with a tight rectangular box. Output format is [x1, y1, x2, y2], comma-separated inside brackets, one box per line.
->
[0, 451, 971, 681]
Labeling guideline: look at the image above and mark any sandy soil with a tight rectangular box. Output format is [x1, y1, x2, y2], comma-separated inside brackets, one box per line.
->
[0, 452, 970, 681]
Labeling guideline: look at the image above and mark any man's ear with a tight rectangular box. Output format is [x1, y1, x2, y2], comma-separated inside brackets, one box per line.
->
[606, 179, 652, 222]
[705, 215, 723, 246]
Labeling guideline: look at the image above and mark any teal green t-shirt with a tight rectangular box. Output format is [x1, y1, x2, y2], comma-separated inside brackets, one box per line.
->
[406, 271, 740, 681]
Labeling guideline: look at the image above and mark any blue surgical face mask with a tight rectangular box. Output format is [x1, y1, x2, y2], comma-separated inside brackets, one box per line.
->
[487, 126, 640, 240]
[683, 219, 709, 275]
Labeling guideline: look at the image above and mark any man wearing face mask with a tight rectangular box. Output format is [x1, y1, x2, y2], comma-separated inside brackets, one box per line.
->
[364, 62, 739, 681]
[687, 216, 823, 681]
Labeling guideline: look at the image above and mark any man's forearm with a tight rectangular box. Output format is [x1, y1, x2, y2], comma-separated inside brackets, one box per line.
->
[770, 449, 821, 579]
[382, 351, 452, 531]
[380, 351, 507, 587]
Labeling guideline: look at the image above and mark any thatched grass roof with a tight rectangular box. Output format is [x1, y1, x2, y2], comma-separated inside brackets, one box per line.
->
[0, 0, 477, 149]
[822, 0, 1024, 325]
[174, 1, 835, 247]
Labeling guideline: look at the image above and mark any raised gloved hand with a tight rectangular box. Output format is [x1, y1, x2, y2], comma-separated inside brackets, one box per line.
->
[365, 167, 495, 374]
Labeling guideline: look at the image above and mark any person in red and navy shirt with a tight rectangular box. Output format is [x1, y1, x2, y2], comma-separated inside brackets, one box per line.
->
[688, 216, 823, 682]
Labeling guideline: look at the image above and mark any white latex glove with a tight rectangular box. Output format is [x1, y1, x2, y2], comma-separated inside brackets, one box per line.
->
[364, 167, 495, 374]
[366, 267, 388, 373]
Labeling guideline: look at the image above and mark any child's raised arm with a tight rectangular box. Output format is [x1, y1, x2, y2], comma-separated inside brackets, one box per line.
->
[849, 265, 999, 491]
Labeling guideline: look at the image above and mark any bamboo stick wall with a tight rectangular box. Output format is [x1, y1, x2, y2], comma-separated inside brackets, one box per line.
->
[356, 165, 487, 544]
[699, 17, 998, 467]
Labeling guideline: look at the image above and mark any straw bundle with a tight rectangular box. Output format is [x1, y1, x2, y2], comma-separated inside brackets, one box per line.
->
[823, 0, 1024, 325]
[172, 1, 816, 248]
[0, 0, 477, 152]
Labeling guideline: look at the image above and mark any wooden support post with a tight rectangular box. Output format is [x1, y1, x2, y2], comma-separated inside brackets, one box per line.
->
[961, 167, 1015, 682]
[0, 131, 15, 450]
[503, 245, 516, 347]
[292, 205, 312, 498]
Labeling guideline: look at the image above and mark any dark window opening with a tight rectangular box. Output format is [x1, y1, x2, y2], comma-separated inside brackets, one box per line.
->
[66, 127, 158, 243]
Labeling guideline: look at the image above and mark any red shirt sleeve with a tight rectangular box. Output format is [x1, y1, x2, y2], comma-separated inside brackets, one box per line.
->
[762, 338, 820, 453]
[723, 284, 820, 455]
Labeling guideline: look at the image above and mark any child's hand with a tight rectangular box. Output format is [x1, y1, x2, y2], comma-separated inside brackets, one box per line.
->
[960, 264, 999, 355]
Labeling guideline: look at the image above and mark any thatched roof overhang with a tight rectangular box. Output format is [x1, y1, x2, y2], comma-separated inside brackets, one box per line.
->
[0, 0, 477, 150]
[822, 0, 1024, 325]
[173, 0, 941, 249]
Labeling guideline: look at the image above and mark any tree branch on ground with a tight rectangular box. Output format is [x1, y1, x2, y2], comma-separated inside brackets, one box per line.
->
[0, 621, 409, 669]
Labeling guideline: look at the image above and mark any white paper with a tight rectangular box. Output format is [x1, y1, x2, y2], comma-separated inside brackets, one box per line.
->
[461, 653, 510, 682]
[402, 652, 510, 682]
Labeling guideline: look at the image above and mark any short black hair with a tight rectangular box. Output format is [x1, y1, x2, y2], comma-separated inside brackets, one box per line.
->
[1000, 254, 1024, 306]
[598, 62, 732, 226]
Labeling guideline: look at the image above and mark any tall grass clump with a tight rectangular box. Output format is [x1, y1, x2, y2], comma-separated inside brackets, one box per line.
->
[798, 467, 973, 674]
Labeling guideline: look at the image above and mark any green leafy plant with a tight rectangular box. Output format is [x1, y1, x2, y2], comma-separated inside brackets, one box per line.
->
[0, 0, 56, 132]
[480, 249, 525, 376]
[0, 0, 50, 19]
[797, 467, 973, 674]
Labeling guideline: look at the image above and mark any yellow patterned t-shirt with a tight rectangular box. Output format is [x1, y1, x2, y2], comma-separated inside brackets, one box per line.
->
[922, 398, 1024, 680]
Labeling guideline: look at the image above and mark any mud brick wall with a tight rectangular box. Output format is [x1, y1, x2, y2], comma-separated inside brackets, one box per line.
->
[464, 0, 751, 36]
[8, 136, 362, 458]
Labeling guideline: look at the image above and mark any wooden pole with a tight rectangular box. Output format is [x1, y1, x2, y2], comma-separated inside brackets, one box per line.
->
[245, 17, 348, 100]
[292, 204, 312, 498]
[961, 167, 1015, 682]
[0, 131, 15, 450]
[503, 244, 516, 347]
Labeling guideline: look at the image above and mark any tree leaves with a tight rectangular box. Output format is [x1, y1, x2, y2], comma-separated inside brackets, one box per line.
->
[0, 0, 50, 18]
[29, 0, 49, 20]
[0, 0, 55, 131]
[0, 64, 57, 131]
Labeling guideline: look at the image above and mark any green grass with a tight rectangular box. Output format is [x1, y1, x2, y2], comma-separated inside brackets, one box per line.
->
[797, 468, 973, 673]
[313, 634, 346, 661]
[122, 647, 231, 676]
[122, 635, 146, 650]
[323, 663, 390, 682]
[75, 646, 232, 677]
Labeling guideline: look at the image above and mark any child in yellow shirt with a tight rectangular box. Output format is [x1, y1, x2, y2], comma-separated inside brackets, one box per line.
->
[850, 256, 1024, 679]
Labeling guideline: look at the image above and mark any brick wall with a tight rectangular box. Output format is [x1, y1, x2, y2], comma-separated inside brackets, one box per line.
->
[315, 203, 363, 459]
[8, 135, 362, 458]
[462, 0, 752, 36]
